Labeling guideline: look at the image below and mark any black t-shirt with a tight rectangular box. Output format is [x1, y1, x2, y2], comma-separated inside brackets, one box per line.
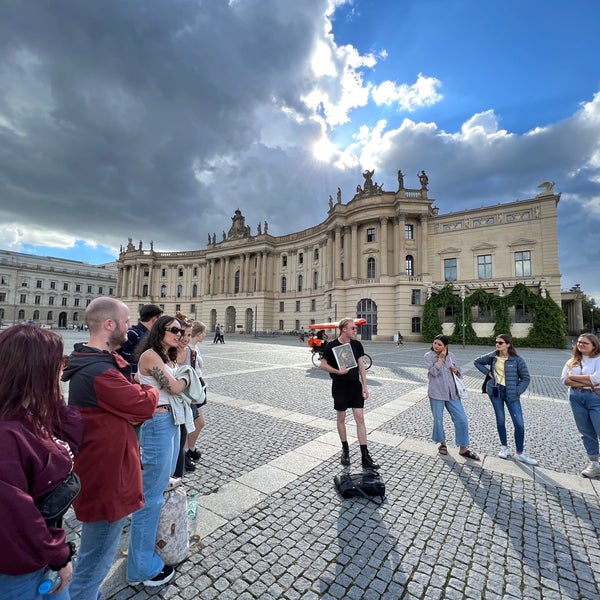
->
[323, 338, 364, 381]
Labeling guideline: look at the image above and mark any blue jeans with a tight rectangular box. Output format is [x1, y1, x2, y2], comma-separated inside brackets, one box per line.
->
[0, 568, 70, 600]
[429, 397, 470, 447]
[69, 518, 127, 600]
[569, 388, 600, 458]
[489, 385, 525, 452]
[127, 412, 179, 583]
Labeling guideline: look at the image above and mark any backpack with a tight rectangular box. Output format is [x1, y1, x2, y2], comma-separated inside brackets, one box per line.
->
[155, 487, 189, 565]
[334, 471, 386, 503]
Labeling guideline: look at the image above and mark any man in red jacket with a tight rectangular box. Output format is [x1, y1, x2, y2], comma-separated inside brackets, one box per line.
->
[63, 297, 158, 600]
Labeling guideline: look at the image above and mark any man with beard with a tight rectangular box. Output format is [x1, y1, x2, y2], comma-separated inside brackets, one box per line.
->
[63, 297, 159, 600]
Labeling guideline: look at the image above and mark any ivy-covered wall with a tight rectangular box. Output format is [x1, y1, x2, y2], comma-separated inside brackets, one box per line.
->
[422, 283, 566, 348]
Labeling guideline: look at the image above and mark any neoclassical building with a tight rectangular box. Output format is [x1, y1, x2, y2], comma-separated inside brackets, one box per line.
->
[0, 250, 117, 328]
[117, 170, 565, 341]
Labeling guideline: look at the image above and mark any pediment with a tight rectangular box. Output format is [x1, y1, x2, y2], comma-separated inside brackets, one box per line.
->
[438, 247, 462, 255]
[471, 242, 497, 252]
[508, 238, 537, 247]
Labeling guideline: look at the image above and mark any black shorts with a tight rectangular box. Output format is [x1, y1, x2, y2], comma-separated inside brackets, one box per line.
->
[332, 379, 364, 412]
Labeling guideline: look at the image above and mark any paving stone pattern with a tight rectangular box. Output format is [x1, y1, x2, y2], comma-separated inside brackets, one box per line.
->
[57, 333, 600, 599]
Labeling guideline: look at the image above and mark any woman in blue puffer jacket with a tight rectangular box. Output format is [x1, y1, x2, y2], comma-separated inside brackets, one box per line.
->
[474, 334, 538, 465]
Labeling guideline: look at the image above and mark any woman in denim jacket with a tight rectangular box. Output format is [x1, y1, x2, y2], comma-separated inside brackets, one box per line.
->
[474, 334, 537, 465]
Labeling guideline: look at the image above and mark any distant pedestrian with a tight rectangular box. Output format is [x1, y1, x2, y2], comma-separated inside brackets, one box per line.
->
[117, 304, 163, 374]
[425, 334, 479, 460]
[218, 324, 225, 344]
[397, 331, 403, 346]
[213, 323, 220, 344]
[474, 334, 537, 464]
[561, 333, 600, 478]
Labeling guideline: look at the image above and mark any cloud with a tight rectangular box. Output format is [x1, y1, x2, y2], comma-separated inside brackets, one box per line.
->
[371, 73, 443, 111]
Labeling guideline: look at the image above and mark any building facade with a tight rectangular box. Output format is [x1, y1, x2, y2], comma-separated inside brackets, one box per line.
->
[0, 250, 117, 328]
[117, 171, 563, 340]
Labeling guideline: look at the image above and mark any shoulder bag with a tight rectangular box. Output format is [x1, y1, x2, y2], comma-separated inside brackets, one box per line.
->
[453, 373, 469, 400]
[334, 472, 386, 503]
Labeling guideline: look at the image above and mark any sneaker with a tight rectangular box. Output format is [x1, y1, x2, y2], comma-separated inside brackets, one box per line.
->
[498, 447, 512, 460]
[340, 449, 350, 466]
[514, 452, 538, 466]
[130, 565, 175, 587]
[166, 477, 182, 491]
[187, 448, 201, 461]
[581, 462, 600, 478]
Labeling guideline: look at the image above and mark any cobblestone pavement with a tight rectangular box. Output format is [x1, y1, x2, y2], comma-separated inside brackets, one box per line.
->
[58, 333, 600, 599]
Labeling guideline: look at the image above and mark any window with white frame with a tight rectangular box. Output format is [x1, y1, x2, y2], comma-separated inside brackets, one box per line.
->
[477, 254, 492, 279]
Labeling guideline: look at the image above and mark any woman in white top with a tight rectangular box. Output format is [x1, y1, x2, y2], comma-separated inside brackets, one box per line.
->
[185, 321, 207, 461]
[561, 333, 600, 479]
[127, 315, 187, 587]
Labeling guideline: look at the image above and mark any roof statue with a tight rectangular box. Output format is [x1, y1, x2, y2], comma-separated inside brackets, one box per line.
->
[537, 181, 555, 195]
[226, 209, 251, 240]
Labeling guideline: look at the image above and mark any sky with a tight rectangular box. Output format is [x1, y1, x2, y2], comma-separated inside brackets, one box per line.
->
[0, 0, 599, 300]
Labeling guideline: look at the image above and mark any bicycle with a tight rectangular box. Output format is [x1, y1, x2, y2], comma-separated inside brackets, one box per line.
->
[311, 349, 372, 370]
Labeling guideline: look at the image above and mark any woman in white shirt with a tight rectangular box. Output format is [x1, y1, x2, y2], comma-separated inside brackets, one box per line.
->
[561, 333, 600, 478]
[185, 321, 207, 462]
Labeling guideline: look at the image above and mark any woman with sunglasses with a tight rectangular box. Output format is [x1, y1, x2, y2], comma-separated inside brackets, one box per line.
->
[127, 316, 187, 588]
[474, 334, 537, 465]
[561, 333, 600, 478]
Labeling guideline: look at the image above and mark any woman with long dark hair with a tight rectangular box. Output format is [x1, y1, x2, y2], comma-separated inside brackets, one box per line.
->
[474, 334, 537, 464]
[0, 324, 83, 598]
[126, 315, 187, 587]
[561, 333, 600, 478]
[425, 334, 479, 459]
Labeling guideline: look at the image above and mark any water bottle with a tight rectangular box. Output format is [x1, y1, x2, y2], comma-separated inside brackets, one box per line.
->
[187, 490, 197, 519]
[37, 569, 61, 594]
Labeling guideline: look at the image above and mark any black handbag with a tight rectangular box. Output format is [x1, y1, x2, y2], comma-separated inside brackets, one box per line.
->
[36, 471, 81, 526]
[334, 472, 386, 503]
[481, 372, 493, 393]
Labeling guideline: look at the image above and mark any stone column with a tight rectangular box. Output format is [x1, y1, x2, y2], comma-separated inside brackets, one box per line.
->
[223, 257, 230, 294]
[418, 215, 428, 276]
[326, 234, 333, 284]
[334, 227, 342, 280]
[380, 217, 388, 276]
[244, 253, 251, 292]
[351, 223, 358, 279]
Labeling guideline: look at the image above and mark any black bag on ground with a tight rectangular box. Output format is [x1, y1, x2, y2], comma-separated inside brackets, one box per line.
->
[334, 472, 386, 502]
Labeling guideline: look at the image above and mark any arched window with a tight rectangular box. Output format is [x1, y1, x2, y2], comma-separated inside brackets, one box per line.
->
[47, 311, 53, 321]
[298, 275, 303, 292]
[192, 284, 198, 297]
[18, 309, 25, 320]
[142, 284, 148, 296]
[161, 285, 167, 298]
[33, 310, 40, 320]
[234, 269, 240, 293]
[281, 276, 287, 293]
[405, 255, 414, 276]
[177, 284, 183, 298]
[367, 257, 376, 279]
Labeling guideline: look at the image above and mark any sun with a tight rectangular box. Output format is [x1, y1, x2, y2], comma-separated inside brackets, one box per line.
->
[313, 136, 336, 162]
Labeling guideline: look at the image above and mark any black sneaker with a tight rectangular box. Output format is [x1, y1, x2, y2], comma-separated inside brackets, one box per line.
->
[340, 449, 350, 466]
[184, 454, 197, 471]
[187, 448, 201, 461]
[140, 565, 175, 587]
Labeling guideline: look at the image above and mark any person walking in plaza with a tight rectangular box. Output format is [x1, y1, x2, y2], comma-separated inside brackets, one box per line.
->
[63, 297, 159, 599]
[425, 334, 479, 460]
[117, 304, 163, 374]
[0, 324, 83, 599]
[320, 317, 379, 469]
[185, 320, 208, 463]
[474, 334, 538, 465]
[561, 333, 600, 478]
[213, 323, 220, 344]
[126, 315, 188, 587]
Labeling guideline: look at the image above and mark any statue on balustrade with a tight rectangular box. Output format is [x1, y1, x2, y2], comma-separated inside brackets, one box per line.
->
[337, 187, 342, 204]
[397, 170, 404, 190]
[419, 170, 429, 190]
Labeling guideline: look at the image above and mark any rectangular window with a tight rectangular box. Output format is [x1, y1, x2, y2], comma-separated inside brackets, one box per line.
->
[0, 292, 6, 302]
[87, 285, 92, 293]
[366, 227, 376, 242]
[35, 295, 41, 305]
[477, 255, 492, 279]
[411, 289, 421, 305]
[295, 300, 300, 312]
[298, 252, 303, 264]
[49, 296, 55, 305]
[190, 304, 196, 314]
[405, 224, 414, 239]
[63, 283, 69, 291]
[193, 267, 198, 276]
[50, 281, 56, 290]
[86, 299, 91, 306]
[278, 319, 284, 330]
[75, 284, 81, 292]
[36, 280, 43, 288]
[311, 299, 316, 311]
[0, 276, 8, 285]
[175, 304, 181, 312]
[444, 258, 457, 282]
[61, 297, 68, 306]
[98, 287, 103, 294]
[515, 251, 531, 277]
[279, 301, 284, 312]
[161, 268, 167, 277]
[109, 288, 114, 296]
[178, 267, 184, 277]
[144, 268, 150, 276]
[20, 294, 26, 304]
[74, 298, 80, 307]
[314, 248, 319, 261]
[282, 255, 287, 267]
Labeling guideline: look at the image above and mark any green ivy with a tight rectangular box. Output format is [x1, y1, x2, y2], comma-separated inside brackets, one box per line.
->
[422, 282, 566, 348]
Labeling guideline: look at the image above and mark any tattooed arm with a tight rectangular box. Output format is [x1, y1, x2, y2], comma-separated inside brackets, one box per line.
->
[150, 366, 173, 392]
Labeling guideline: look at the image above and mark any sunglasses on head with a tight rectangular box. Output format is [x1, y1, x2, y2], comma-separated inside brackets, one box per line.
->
[165, 326, 185, 335]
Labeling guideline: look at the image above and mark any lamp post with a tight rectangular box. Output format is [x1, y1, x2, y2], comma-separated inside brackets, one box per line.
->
[460, 286, 466, 349]
[591, 306, 594, 334]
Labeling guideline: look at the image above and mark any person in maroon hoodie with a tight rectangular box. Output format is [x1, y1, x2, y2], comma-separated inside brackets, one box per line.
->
[62, 297, 158, 600]
[0, 324, 83, 599]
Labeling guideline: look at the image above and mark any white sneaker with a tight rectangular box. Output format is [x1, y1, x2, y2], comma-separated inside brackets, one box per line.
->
[514, 452, 538, 466]
[581, 462, 600, 478]
[497, 447, 512, 459]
